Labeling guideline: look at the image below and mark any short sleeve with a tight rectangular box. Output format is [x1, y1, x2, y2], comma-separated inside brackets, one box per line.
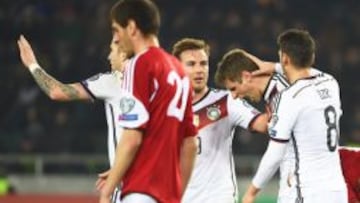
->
[116, 91, 149, 129]
[268, 93, 298, 142]
[81, 72, 120, 100]
[121, 56, 151, 129]
[227, 95, 260, 129]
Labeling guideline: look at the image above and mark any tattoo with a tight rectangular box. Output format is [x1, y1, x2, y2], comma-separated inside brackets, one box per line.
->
[32, 68, 80, 100]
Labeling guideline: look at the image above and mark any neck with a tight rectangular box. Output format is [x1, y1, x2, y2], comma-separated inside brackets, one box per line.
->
[133, 35, 160, 54]
[285, 65, 311, 84]
[193, 86, 209, 104]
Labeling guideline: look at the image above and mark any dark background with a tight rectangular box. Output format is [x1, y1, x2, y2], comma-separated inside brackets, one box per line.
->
[1, 0, 359, 156]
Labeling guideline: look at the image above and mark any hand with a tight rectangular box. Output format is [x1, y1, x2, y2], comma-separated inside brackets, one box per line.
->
[242, 192, 256, 203]
[242, 184, 260, 203]
[98, 184, 113, 203]
[17, 35, 38, 68]
[99, 193, 111, 203]
[95, 169, 111, 192]
[251, 62, 275, 77]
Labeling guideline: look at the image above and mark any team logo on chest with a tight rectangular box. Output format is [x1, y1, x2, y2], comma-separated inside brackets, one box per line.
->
[120, 97, 135, 114]
[206, 105, 221, 121]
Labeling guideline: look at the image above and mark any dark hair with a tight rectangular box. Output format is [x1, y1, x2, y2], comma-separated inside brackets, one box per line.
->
[110, 0, 160, 36]
[215, 49, 259, 87]
[172, 38, 210, 58]
[277, 28, 315, 68]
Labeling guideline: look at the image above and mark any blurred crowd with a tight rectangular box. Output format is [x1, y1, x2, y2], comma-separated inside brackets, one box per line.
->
[1, 0, 359, 154]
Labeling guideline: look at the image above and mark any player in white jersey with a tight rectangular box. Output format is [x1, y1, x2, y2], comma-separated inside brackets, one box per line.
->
[172, 38, 268, 203]
[17, 35, 126, 203]
[242, 29, 346, 203]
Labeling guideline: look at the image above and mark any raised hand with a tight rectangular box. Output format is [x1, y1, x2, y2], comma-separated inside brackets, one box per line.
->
[17, 35, 38, 67]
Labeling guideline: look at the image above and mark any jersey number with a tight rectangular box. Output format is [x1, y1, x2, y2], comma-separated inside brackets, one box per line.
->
[324, 105, 338, 152]
[167, 71, 190, 121]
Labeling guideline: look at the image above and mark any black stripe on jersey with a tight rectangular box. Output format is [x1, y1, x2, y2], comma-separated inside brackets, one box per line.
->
[291, 132, 304, 203]
[229, 147, 237, 202]
[314, 78, 333, 86]
[269, 137, 289, 143]
[111, 188, 119, 203]
[79, 81, 97, 101]
[272, 93, 282, 114]
[109, 104, 117, 150]
[273, 74, 289, 87]
[292, 84, 312, 99]
[261, 74, 274, 99]
[192, 88, 211, 106]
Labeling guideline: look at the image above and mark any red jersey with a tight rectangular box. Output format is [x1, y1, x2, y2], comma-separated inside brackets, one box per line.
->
[339, 147, 360, 203]
[118, 47, 197, 203]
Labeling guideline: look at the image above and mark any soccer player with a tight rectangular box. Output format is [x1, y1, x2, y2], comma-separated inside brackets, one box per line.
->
[18, 35, 126, 203]
[171, 38, 268, 203]
[240, 29, 347, 203]
[100, 1, 198, 203]
[339, 147, 360, 203]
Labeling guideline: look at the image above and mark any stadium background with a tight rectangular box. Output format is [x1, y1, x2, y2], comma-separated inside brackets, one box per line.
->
[0, 0, 359, 202]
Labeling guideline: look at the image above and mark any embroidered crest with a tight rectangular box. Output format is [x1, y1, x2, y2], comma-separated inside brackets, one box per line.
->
[206, 105, 221, 121]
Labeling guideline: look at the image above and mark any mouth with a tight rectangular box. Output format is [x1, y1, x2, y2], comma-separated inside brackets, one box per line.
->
[194, 77, 204, 83]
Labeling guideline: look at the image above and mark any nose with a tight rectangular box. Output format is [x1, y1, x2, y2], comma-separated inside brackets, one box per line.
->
[112, 34, 119, 43]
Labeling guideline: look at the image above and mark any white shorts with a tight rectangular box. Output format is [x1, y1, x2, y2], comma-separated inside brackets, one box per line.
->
[278, 190, 347, 203]
[122, 193, 158, 203]
[111, 187, 121, 203]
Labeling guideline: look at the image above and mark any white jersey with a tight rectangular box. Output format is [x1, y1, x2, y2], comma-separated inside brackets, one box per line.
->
[182, 89, 260, 203]
[81, 71, 124, 167]
[268, 70, 347, 199]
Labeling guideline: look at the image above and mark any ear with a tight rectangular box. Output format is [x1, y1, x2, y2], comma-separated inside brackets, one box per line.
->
[241, 70, 252, 83]
[126, 20, 137, 37]
[281, 52, 291, 66]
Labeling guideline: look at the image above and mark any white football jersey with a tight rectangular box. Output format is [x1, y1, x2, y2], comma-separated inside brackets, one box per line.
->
[182, 89, 260, 203]
[81, 71, 124, 167]
[268, 70, 347, 198]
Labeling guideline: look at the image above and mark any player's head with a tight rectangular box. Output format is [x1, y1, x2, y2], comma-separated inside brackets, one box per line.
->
[215, 48, 263, 102]
[108, 40, 127, 72]
[277, 28, 315, 69]
[172, 38, 210, 94]
[110, 0, 161, 56]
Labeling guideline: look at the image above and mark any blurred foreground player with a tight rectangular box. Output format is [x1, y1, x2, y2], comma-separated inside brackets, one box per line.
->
[100, 0, 198, 203]
[339, 147, 360, 203]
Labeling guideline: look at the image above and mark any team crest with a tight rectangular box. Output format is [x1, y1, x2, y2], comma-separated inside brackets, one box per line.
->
[206, 105, 221, 121]
[193, 114, 200, 127]
[120, 97, 135, 114]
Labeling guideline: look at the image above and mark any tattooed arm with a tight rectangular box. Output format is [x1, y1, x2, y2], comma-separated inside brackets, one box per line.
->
[18, 35, 90, 101]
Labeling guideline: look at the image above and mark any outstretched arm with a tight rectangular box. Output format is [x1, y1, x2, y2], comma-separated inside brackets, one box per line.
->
[17, 35, 90, 101]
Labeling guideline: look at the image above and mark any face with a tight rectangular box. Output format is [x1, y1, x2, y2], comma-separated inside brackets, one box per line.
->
[179, 49, 209, 93]
[223, 73, 262, 102]
[108, 40, 127, 72]
[112, 21, 134, 57]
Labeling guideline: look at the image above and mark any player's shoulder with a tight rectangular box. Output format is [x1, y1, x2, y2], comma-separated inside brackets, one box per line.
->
[193, 88, 227, 110]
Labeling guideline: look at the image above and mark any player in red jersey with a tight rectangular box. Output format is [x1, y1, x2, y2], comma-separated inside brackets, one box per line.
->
[99, 1, 198, 203]
[339, 147, 360, 203]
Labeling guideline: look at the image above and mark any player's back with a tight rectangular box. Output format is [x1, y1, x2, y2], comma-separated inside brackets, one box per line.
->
[279, 71, 346, 196]
[120, 47, 196, 203]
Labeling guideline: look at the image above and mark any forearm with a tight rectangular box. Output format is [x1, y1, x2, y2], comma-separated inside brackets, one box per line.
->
[29, 64, 82, 100]
[252, 141, 286, 189]
[250, 113, 269, 134]
[102, 129, 142, 196]
[180, 136, 198, 195]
